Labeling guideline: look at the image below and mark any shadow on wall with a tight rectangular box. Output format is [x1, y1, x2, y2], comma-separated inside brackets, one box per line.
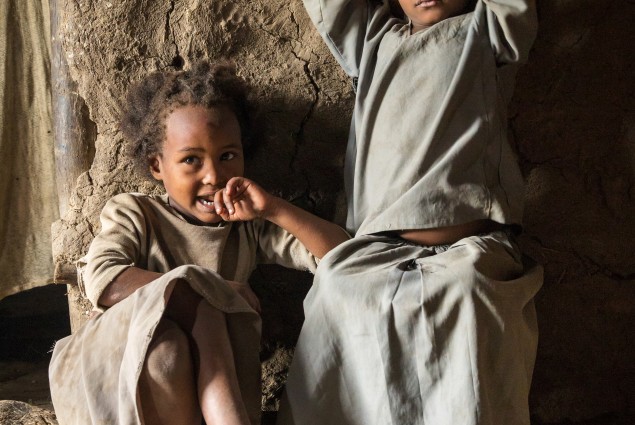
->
[246, 82, 350, 224]
[47, 0, 635, 423]
[512, 1, 635, 424]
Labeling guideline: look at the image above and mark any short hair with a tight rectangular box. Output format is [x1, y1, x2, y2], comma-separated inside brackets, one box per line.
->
[120, 60, 253, 179]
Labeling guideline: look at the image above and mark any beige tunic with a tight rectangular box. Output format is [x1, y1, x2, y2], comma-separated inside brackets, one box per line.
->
[49, 193, 318, 425]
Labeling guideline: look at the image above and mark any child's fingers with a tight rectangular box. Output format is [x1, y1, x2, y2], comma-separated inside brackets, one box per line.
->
[225, 177, 239, 196]
[249, 294, 261, 314]
[240, 287, 261, 314]
[228, 281, 261, 314]
[226, 177, 248, 198]
[214, 190, 228, 216]
[225, 177, 241, 197]
[215, 203, 231, 221]
[222, 188, 235, 215]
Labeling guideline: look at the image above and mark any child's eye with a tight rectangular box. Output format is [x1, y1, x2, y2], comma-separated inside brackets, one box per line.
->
[220, 152, 236, 161]
[183, 156, 201, 165]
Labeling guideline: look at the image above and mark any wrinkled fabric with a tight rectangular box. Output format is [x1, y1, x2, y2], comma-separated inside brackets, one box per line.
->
[0, 0, 57, 300]
[278, 232, 542, 425]
[50, 266, 262, 425]
[49, 193, 319, 425]
[77, 193, 319, 309]
[302, 0, 537, 235]
[277, 1, 541, 423]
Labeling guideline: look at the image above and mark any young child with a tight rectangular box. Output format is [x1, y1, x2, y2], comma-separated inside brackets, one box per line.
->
[48, 61, 349, 425]
[277, 1, 543, 424]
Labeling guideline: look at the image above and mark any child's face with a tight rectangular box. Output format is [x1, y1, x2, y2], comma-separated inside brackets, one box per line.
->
[398, 0, 470, 33]
[150, 105, 244, 225]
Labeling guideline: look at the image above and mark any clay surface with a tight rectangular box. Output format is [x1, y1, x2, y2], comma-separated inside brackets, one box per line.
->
[0, 400, 57, 425]
[51, 0, 635, 421]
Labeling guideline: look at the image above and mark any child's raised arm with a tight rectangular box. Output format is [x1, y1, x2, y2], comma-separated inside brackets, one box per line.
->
[303, 0, 390, 78]
[483, 0, 537, 64]
[214, 177, 349, 259]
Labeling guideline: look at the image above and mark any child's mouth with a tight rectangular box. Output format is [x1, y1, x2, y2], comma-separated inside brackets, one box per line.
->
[415, 0, 439, 7]
[199, 198, 214, 207]
[197, 196, 217, 212]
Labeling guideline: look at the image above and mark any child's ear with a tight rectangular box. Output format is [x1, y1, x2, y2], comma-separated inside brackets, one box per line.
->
[149, 156, 163, 181]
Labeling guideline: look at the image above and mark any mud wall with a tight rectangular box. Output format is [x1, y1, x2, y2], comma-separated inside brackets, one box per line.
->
[51, 0, 635, 422]
[513, 1, 635, 422]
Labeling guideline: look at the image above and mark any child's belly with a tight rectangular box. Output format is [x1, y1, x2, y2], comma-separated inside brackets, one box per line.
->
[398, 219, 503, 246]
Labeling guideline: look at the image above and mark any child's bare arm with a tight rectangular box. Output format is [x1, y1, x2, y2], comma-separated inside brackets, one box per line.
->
[260, 198, 350, 259]
[98, 267, 260, 313]
[98, 267, 163, 308]
[215, 177, 349, 259]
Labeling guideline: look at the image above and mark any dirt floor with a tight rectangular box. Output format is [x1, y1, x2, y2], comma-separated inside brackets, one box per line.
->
[0, 284, 285, 424]
[0, 284, 70, 412]
[1, 285, 632, 425]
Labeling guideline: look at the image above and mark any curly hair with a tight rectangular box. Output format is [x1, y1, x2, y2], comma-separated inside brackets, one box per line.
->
[120, 60, 253, 179]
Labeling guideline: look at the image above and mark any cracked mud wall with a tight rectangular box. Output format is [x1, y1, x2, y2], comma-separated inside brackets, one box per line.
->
[50, 0, 352, 412]
[512, 1, 635, 422]
[50, 0, 635, 421]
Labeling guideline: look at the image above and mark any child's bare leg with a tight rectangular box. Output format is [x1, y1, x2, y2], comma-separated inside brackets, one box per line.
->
[192, 299, 251, 425]
[166, 281, 251, 425]
[138, 318, 201, 425]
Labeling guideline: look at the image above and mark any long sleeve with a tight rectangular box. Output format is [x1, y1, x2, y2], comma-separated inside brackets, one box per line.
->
[482, 0, 537, 64]
[302, 0, 390, 77]
[78, 194, 146, 307]
[254, 220, 321, 273]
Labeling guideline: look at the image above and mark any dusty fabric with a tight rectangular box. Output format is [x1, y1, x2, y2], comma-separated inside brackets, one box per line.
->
[277, 1, 542, 424]
[77, 193, 319, 309]
[49, 193, 318, 425]
[278, 231, 543, 425]
[302, 0, 537, 235]
[0, 0, 57, 300]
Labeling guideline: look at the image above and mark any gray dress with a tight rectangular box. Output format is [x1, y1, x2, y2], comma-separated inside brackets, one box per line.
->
[304, 0, 537, 235]
[49, 193, 318, 425]
[277, 1, 543, 424]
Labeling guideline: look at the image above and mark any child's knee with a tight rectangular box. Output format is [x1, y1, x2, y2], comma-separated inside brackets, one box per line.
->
[144, 318, 193, 383]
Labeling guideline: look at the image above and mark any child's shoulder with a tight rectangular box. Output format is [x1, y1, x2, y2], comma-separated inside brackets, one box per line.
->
[102, 192, 170, 220]
[106, 192, 167, 209]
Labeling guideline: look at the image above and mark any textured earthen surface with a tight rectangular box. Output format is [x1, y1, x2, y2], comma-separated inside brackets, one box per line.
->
[0, 400, 57, 425]
[51, 0, 635, 421]
[511, 1, 635, 422]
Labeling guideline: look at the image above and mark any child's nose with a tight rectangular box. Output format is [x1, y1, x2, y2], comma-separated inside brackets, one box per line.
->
[201, 162, 224, 186]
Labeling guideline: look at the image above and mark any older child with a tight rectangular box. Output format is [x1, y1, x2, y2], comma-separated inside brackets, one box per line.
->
[48, 61, 348, 425]
[277, 0, 543, 424]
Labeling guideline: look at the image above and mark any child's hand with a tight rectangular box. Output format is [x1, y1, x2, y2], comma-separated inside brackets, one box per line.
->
[214, 177, 275, 222]
[226, 280, 261, 314]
